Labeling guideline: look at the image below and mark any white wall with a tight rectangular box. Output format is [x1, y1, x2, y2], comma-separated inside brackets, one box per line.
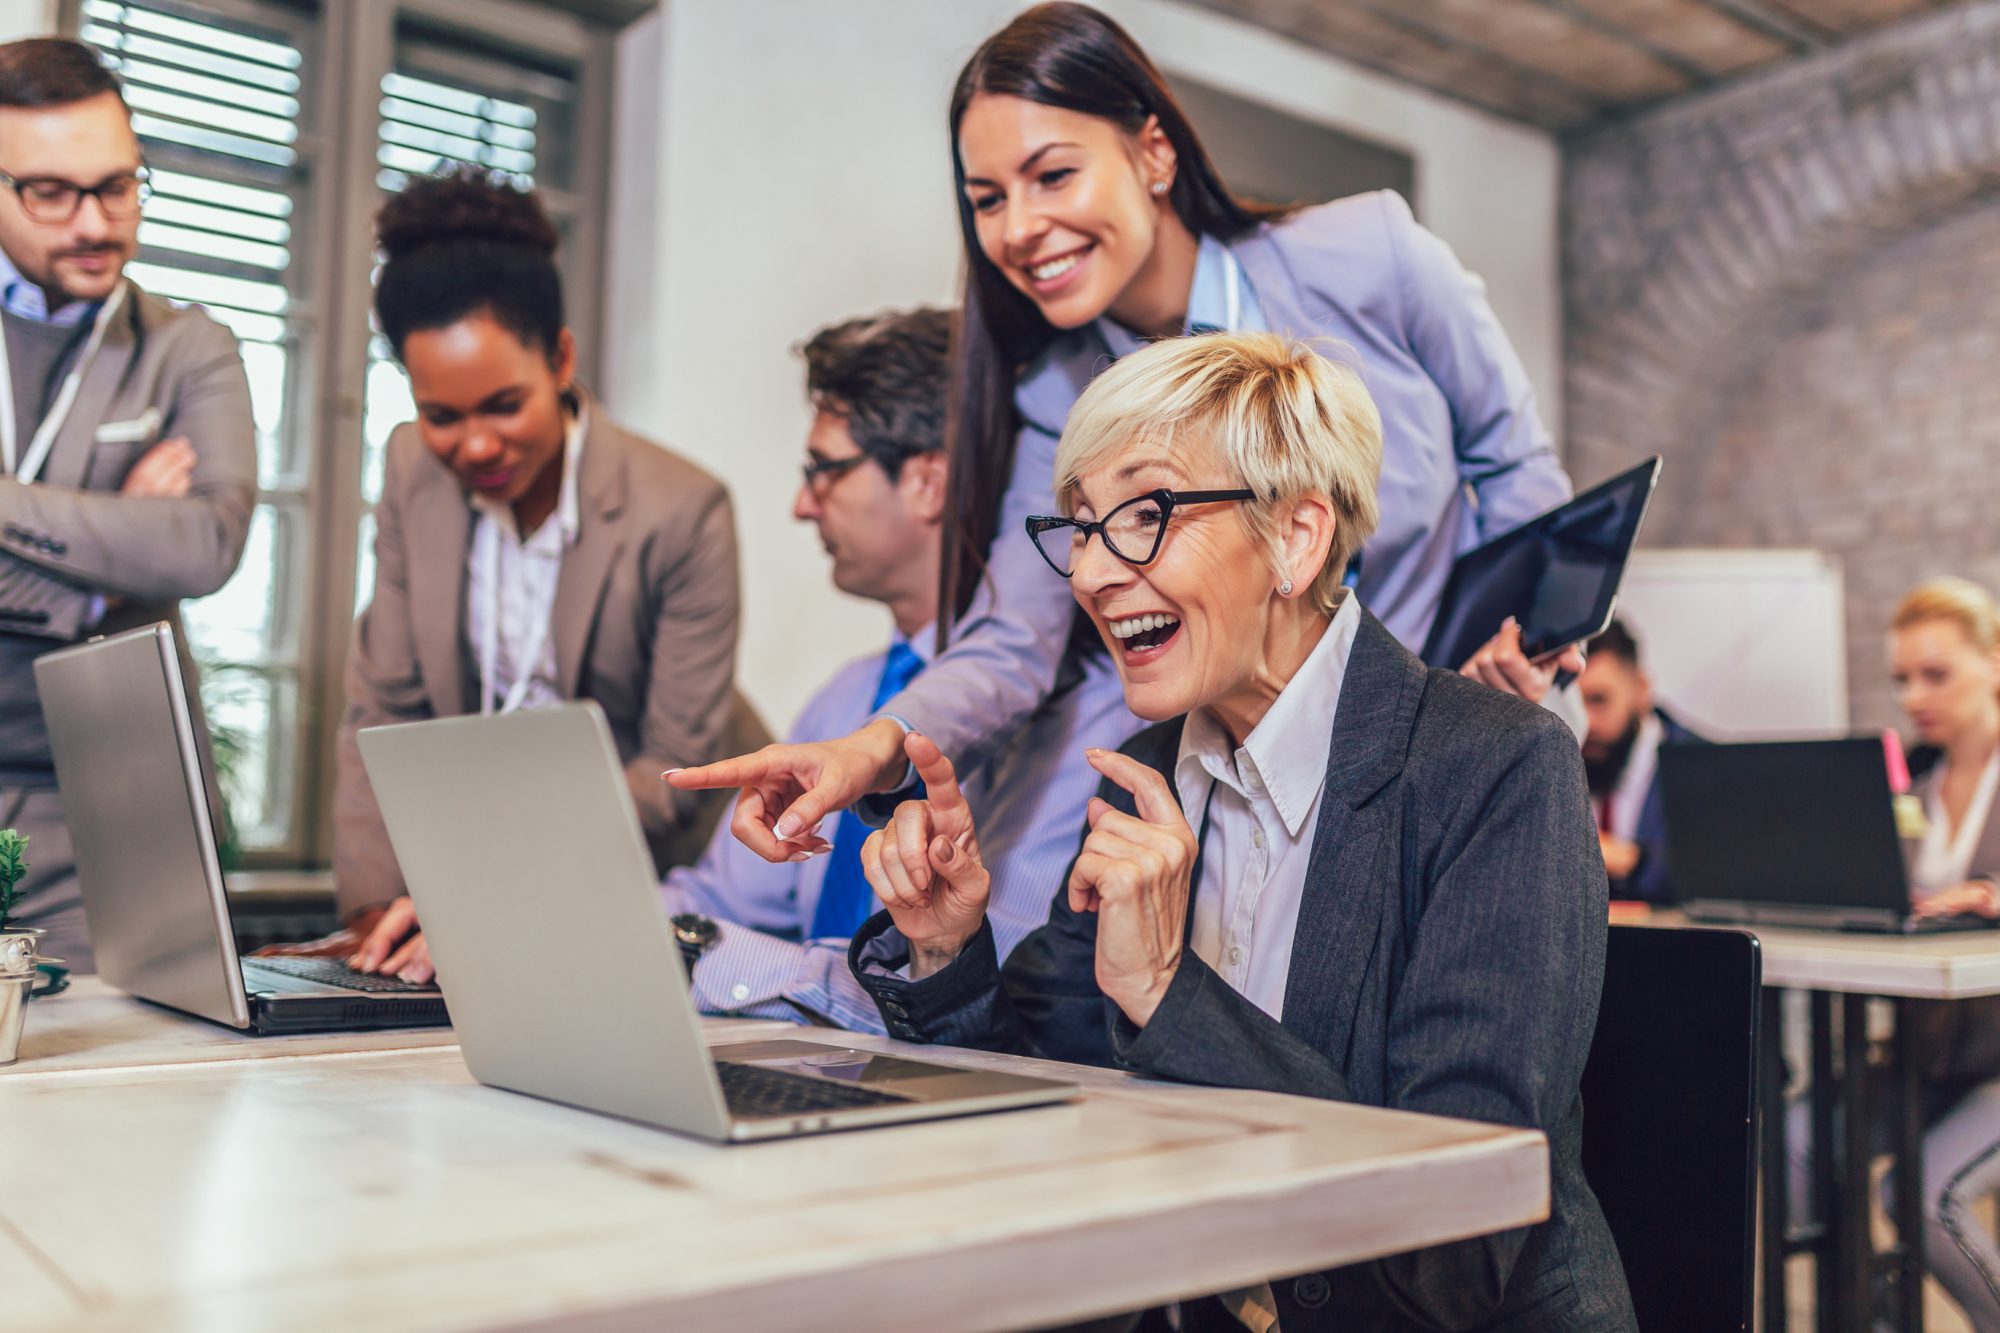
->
[0, 0, 57, 42]
[603, 0, 1561, 733]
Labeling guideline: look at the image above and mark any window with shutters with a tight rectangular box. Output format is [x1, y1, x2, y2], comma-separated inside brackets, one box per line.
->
[64, 0, 616, 868]
[78, 0, 315, 854]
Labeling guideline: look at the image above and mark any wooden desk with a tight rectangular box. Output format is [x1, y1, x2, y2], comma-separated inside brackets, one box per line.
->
[1734, 923, 2000, 1000]
[0, 977, 799, 1075]
[2, 977, 459, 1074]
[1638, 912, 2000, 1332]
[0, 1019, 1551, 1331]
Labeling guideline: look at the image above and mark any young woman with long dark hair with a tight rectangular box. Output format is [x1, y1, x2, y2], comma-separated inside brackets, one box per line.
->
[673, 2, 1577, 862]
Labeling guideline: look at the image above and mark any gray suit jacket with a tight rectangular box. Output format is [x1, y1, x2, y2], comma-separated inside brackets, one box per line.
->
[853, 610, 1636, 1332]
[0, 283, 255, 783]
[880, 192, 1570, 782]
[333, 402, 763, 918]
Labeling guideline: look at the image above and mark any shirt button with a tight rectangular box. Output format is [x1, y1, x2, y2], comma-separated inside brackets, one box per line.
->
[1252, 828, 1264, 849]
[1227, 946, 1244, 966]
[730, 983, 750, 1002]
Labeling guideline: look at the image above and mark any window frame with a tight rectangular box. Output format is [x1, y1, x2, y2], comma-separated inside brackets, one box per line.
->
[62, 0, 618, 869]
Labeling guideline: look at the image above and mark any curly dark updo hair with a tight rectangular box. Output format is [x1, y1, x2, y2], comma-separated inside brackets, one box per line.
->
[373, 165, 565, 360]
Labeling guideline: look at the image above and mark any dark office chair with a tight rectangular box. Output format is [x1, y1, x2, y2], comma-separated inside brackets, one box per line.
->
[1581, 924, 1762, 1330]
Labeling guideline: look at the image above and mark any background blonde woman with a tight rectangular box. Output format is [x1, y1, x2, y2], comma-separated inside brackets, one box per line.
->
[1894, 577, 2000, 1329]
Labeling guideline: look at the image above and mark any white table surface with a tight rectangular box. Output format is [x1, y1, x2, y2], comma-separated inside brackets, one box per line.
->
[0, 997, 1551, 1332]
[0, 978, 794, 1075]
[1634, 910, 2000, 999]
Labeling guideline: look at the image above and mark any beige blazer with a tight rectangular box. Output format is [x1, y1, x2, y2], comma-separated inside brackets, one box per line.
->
[0, 282, 256, 638]
[333, 400, 766, 917]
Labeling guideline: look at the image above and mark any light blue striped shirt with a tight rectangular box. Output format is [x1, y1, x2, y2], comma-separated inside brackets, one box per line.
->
[0, 246, 95, 327]
[662, 625, 1137, 1032]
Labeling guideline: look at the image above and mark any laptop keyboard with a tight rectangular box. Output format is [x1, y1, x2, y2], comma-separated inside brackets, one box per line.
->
[716, 1060, 914, 1117]
[245, 955, 439, 994]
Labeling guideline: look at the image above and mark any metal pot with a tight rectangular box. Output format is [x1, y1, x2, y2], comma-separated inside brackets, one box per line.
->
[0, 927, 47, 1065]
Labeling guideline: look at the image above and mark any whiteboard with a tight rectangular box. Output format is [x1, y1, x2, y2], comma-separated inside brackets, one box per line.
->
[1612, 549, 1847, 739]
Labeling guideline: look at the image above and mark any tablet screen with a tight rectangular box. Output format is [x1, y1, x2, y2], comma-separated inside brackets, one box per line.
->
[1420, 457, 1661, 670]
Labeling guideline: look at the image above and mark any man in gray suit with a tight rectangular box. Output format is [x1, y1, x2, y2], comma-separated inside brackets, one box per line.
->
[0, 39, 256, 969]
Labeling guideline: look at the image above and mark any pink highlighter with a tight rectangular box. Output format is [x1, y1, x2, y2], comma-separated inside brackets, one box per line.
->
[1882, 728, 1912, 796]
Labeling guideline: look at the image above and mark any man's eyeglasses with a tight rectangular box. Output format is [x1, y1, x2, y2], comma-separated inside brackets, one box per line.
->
[800, 452, 871, 495]
[1025, 488, 1257, 578]
[0, 167, 151, 224]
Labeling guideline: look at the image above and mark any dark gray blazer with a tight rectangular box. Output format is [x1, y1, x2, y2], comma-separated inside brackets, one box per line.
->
[852, 610, 1636, 1332]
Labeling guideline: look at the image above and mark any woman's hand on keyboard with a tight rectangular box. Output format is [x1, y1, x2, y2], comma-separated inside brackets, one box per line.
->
[349, 895, 434, 983]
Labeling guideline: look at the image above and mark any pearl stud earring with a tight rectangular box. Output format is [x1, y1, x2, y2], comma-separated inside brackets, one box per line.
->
[1151, 180, 1167, 195]
[1279, 578, 1294, 596]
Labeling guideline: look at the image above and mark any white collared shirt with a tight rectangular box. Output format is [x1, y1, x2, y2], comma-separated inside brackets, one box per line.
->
[1599, 711, 1663, 841]
[465, 411, 585, 715]
[1173, 592, 1362, 1021]
[1914, 750, 2000, 898]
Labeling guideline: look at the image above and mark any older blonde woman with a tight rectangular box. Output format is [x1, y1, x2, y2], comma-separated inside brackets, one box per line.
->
[848, 333, 1634, 1332]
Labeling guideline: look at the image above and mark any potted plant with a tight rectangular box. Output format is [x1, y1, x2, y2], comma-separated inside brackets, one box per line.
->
[0, 829, 44, 1065]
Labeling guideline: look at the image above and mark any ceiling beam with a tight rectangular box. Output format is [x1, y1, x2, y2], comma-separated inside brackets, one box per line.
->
[1686, 0, 1837, 50]
[1350, 1, 1625, 111]
[1525, 0, 1725, 84]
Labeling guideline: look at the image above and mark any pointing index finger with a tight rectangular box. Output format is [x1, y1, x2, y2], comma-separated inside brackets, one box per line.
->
[1085, 748, 1186, 829]
[906, 732, 975, 839]
[663, 752, 782, 791]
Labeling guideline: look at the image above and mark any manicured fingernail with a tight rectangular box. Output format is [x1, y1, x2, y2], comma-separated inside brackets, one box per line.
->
[662, 768, 683, 779]
[775, 816, 802, 840]
[787, 852, 811, 863]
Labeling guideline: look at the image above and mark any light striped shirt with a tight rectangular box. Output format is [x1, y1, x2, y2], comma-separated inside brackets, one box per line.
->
[662, 628, 1138, 1032]
[0, 246, 94, 327]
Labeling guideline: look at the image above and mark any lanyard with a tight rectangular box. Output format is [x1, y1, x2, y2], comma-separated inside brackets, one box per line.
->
[0, 281, 127, 485]
[476, 517, 559, 717]
[1220, 247, 1243, 331]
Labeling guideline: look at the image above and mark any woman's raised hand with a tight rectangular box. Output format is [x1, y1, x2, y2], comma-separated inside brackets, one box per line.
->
[858, 733, 990, 978]
[1068, 748, 1199, 1029]
[1461, 617, 1587, 704]
[664, 717, 909, 862]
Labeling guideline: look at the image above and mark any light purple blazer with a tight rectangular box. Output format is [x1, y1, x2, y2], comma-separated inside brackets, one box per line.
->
[881, 190, 1571, 778]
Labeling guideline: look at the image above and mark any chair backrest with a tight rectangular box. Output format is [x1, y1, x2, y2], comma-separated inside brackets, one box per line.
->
[1581, 924, 1762, 1331]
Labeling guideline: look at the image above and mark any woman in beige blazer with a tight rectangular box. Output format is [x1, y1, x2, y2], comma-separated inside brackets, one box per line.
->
[271, 168, 756, 982]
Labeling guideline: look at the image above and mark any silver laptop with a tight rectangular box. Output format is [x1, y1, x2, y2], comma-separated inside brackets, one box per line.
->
[357, 702, 1076, 1142]
[33, 624, 448, 1033]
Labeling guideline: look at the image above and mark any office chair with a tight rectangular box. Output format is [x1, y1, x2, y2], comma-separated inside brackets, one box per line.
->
[1581, 924, 1763, 1330]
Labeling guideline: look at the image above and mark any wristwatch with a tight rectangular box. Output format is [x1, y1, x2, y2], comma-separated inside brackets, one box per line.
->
[670, 913, 719, 977]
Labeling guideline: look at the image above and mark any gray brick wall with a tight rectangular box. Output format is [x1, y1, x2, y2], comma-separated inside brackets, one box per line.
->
[1565, 3, 2000, 731]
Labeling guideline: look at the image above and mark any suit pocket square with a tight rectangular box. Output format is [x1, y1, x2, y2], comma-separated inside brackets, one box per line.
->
[93, 407, 163, 446]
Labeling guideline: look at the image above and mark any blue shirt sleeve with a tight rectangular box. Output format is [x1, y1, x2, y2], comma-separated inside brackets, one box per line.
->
[1384, 193, 1571, 538]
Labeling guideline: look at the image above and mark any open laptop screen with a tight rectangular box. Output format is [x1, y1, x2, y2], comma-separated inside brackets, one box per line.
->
[1659, 737, 1909, 912]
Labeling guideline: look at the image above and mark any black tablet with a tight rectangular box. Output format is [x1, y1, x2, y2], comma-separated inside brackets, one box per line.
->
[1419, 456, 1661, 670]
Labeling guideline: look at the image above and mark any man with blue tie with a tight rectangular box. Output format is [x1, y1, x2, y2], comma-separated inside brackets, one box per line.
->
[660, 308, 1132, 1029]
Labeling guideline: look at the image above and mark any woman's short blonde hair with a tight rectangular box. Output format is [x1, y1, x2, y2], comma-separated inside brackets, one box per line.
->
[1052, 332, 1383, 616]
[1894, 576, 2000, 651]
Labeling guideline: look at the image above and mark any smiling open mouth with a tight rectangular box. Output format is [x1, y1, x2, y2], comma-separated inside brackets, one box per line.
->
[1109, 612, 1181, 653]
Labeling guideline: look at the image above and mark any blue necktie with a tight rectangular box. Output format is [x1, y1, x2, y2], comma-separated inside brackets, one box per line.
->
[809, 640, 926, 939]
